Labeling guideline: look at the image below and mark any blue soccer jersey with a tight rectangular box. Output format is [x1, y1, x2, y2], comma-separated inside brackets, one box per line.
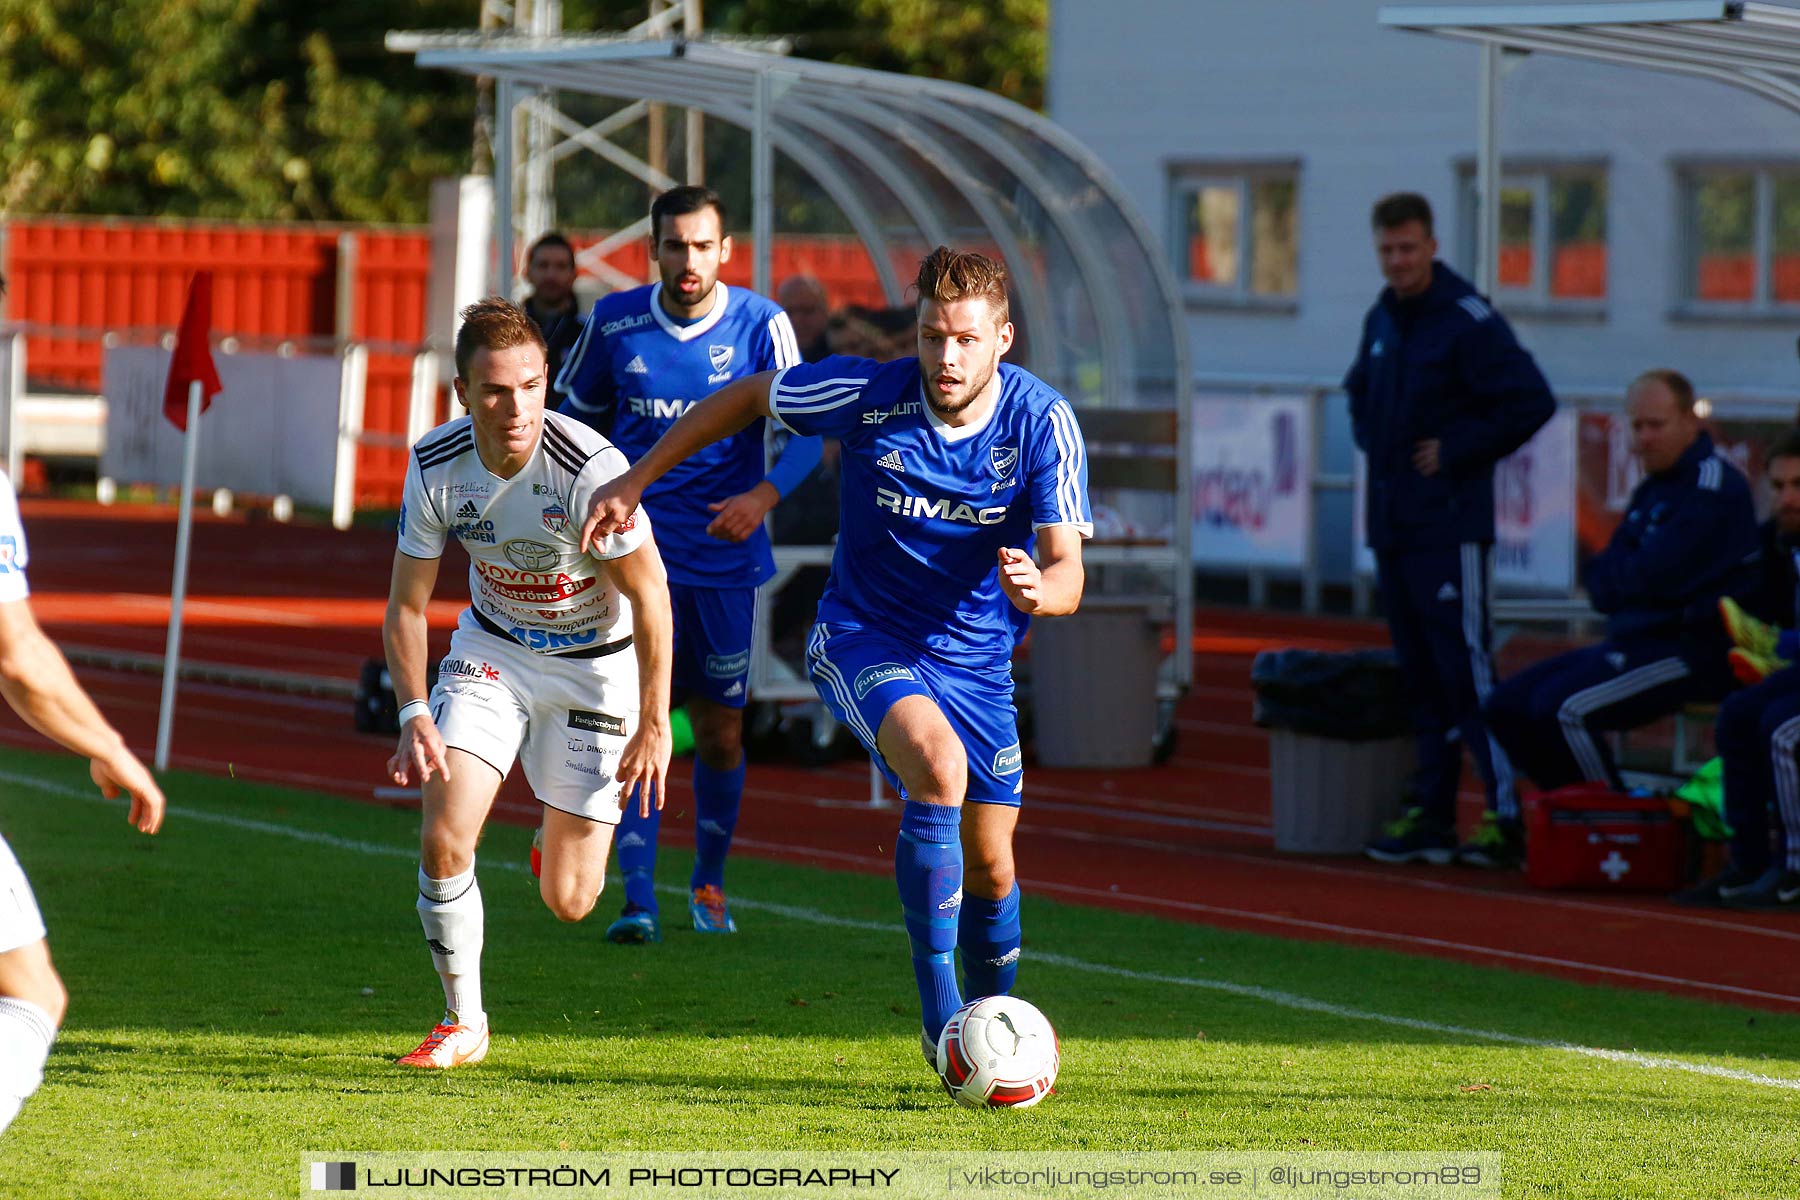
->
[557, 282, 802, 587]
[770, 356, 1092, 660]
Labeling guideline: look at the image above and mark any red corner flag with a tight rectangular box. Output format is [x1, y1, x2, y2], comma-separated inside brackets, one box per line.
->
[163, 271, 222, 431]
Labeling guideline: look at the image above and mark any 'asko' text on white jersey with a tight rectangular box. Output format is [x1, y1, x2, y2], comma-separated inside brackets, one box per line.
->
[770, 357, 1091, 660]
[0, 473, 28, 605]
[398, 410, 651, 655]
[555, 282, 800, 588]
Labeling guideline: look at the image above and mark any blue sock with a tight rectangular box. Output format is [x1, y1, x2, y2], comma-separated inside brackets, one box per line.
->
[615, 787, 660, 915]
[959, 883, 1021, 999]
[895, 801, 964, 1040]
[689, 756, 746, 892]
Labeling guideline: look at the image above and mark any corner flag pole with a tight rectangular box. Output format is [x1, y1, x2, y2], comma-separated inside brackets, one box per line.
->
[154, 379, 203, 772]
[153, 270, 221, 773]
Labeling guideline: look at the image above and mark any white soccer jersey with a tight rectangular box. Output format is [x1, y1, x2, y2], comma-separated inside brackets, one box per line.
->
[0, 473, 29, 605]
[0, 475, 45, 948]
[398, 410, 651, 654]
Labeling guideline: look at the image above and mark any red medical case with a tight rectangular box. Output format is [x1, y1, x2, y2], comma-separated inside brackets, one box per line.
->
[1524, 784, 1689, 892]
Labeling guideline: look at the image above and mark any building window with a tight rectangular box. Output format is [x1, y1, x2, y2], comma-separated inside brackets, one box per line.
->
[1680, 166, 1800, 309]
[1458, 165, 1608, 307]
[1168, 165, 1298, 304]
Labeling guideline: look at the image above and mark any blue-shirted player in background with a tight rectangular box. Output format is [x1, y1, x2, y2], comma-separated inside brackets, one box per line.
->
[579, 247, 1091, 1065]
[555, 186, 819, 942]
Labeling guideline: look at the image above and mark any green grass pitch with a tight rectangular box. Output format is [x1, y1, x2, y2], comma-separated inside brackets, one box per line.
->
[0, 746, 1793, 1198]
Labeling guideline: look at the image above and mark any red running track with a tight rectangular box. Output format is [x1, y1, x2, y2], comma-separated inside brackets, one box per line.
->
[13, 499, 1800, 1011]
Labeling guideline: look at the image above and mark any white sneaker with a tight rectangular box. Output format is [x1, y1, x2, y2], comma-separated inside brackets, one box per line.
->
[396, 1020, 489, 1069]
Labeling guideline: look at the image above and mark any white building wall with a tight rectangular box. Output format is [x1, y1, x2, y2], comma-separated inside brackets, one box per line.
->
[1049, 0, 1800, 396]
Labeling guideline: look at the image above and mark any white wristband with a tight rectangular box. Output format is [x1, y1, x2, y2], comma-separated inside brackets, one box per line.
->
[397, 699, 431, 727]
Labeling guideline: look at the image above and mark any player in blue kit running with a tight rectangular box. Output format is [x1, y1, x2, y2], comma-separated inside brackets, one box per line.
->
[556, 186, 820, 941]
[579, 247, 1091, 1063]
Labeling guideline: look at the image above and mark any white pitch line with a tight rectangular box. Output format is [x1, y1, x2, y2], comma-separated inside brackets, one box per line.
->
[0, 766, 1794, 1094]
[722, 833, 1800, 1007]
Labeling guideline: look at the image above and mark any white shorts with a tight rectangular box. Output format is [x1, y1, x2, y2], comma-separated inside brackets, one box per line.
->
[431, 620, 640, 824]
[0, 834, 47, 955]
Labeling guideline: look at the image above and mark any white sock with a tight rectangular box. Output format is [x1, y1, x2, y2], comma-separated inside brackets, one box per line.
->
[0, 997, 56, 1136]
[417, 865, 485, 1029]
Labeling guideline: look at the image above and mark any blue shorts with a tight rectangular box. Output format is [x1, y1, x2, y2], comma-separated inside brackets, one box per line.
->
[671, 583, 755, 709]
[806, 621, 1024, 806]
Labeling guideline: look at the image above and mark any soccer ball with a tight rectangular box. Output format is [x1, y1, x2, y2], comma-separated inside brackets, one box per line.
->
[935, 995, 1059, 1109]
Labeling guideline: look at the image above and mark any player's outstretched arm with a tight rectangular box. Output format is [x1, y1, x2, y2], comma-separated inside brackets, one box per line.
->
[580, 371, 780, 553]
[0, 598, 165, 833]
[705, 432, 824, 543]
[382, 550, 450, 788]
[601, 537, 673, 819]
[998, 526, 1086, 618]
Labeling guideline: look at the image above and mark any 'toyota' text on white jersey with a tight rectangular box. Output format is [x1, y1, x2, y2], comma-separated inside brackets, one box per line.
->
[770, 356, 1092, 660]
[397, 410, 651, 655]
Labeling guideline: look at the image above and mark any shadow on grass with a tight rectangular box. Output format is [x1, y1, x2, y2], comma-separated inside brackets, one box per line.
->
[6, 747, 1799, 1079]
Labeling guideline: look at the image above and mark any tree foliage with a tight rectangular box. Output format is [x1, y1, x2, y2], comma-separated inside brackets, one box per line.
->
[569, 0, 1048, 109]
[745, 0, 1045, 109]
[0, 0, 473, 221]
[0, 0, 1047, 223]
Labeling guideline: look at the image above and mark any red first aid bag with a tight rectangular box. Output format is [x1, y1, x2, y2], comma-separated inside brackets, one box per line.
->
[1524, 784, 1689, 891]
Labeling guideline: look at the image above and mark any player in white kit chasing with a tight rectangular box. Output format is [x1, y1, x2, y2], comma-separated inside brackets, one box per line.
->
[384, 298, 673, 1069]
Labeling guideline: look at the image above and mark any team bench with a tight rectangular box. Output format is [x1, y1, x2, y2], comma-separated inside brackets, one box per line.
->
[1490, 596, 1716, 782]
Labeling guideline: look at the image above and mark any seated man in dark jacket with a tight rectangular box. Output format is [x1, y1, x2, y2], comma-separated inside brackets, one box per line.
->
[1484, 369, 1759, 865]
[1679, 428, 1800, 908]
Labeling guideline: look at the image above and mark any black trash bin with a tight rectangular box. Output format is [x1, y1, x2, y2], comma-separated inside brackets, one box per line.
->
[1251, 649, 1415, 854]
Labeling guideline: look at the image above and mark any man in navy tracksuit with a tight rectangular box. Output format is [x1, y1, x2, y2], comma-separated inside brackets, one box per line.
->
[1485, 369, 1758, 861]
[1678, 429, 1800, 909]
[1345, 193, 1555, 869]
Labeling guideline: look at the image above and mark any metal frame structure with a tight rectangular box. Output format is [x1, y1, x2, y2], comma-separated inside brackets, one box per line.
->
[389, 32, 1197, 692]
[1379, 1, 1800, 294]
[474, 2, 717, 292]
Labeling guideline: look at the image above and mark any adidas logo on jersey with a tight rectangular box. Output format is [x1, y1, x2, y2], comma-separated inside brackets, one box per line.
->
[456, 500, 481, 520]
[1436, 582, 1459, 602]
[722, 681, 744, 698]
[625, 355, 649, 375]
[877, 450, 905, 473]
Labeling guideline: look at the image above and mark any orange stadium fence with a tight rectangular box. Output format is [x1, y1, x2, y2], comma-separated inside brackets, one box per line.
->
[0, 215, 890, 510]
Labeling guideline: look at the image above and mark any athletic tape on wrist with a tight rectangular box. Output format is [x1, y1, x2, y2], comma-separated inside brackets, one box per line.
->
[397, 699, 431, 726]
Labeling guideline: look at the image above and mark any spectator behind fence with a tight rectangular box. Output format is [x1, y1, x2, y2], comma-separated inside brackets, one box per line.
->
[1484, 370, 1759, 858]
[776, 275, 831, 363]
[1345, 191, 1556, 871]
[826, 305, 916, 361]
[1681, 429, 1800, 910]
[522, 232, 586, 388]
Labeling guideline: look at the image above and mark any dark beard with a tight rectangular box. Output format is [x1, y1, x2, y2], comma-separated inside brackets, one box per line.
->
[659, 271, 716, 313]
[922, 357, 996, 418]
